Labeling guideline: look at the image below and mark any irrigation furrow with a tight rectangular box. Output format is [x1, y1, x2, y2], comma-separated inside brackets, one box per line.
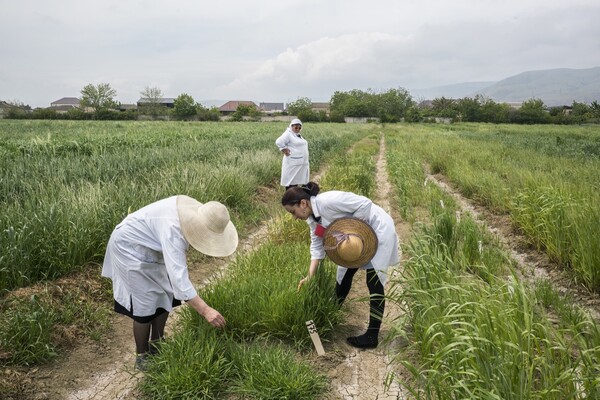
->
[426, 172, 600, 322]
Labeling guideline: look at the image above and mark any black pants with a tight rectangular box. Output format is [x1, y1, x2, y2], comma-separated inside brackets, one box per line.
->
[335, 268, 385, 334]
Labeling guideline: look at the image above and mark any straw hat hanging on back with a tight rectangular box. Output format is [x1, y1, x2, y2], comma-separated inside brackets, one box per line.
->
[323, 217, 378, 268]
[176, 195, 238, 257]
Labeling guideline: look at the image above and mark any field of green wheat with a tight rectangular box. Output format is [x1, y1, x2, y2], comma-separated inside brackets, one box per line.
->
[1, 120, 599, 399]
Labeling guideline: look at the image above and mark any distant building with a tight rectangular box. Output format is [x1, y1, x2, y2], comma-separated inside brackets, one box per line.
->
[218, 100, 258, 115]
[50, 97, 81, 108]
[311, 102, 330, 114]
[259, 102, 285, 114]
[137, 98, 175, 108]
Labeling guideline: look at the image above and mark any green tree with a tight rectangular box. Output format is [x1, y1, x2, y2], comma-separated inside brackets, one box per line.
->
[198, 106, 221, 121]
[513, 98, 549, 124]
[287, 97, 318, 121]
[571, 101, 591, 118]
[480, 98, 510, 123]
[173, 93, 198, 119]
[287, 97, 312, 115]
[456, 97, 482, 122]
[404, 106, 422, 122]
[590, 101, 600, 119]
[430, 97, 459, 119]
[231, 103, 261, 121]
[375, 88, 414, 122]
[80, 83, 118, 115]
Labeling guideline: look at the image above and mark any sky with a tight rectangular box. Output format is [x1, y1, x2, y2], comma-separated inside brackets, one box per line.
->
[1, 0, 599, 108]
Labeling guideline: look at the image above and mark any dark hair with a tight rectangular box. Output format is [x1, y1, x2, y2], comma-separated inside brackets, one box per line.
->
[281, 182, 320, 206]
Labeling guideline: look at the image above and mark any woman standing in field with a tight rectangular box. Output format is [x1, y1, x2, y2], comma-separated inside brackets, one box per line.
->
[101, 195, 238, 371]
[275, 118, 309, 190]
[282, 182, 399, 349]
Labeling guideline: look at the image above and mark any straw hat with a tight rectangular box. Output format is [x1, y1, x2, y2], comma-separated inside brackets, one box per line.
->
[176, 195, 238, 257]
[323, 217, 378, 268]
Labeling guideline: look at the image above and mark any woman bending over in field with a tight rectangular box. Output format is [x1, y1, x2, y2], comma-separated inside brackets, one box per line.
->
[282, 182, 399, 348]
[102, 196, 238, 371]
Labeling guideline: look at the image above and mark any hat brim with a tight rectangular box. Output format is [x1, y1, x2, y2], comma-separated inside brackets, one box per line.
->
[177, 196, 238, 257]
[323, 217, 378, 268]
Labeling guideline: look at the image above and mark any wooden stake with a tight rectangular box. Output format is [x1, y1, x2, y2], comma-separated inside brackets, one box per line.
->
[305, 320, 325, 356]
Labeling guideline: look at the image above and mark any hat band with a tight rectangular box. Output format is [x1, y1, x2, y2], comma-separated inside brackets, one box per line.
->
[323, 231, 361, 251]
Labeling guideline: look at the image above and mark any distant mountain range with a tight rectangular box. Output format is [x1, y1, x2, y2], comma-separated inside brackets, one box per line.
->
[410, 67, 600, 106]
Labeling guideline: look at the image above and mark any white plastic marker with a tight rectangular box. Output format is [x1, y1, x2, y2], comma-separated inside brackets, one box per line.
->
[305, 320, 325, 356]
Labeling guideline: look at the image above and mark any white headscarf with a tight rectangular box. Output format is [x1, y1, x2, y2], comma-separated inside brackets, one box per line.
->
[288, 118, 303, 136]
[289, 118, 302, 128]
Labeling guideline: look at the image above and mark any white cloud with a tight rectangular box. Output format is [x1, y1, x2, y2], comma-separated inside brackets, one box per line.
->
[216, 32, 410, 101]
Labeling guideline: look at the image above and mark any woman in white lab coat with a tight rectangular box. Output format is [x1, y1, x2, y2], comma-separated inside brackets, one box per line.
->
[102, 195, 238, 370]
[281, 182, 399, 348]
[275, 118, 309, 190]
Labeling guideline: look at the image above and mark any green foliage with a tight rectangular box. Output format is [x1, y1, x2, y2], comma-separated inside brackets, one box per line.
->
[287, 97, 314, 117]
[388, 210, 600, 398]
[230, 103, 261, 121]
[80, 83, 118, 115]
[141, 330, 327, 399]
[385, 123, 600, 290]
[0, 295, 57, 365]
[197, 106, 221, 121]
[140, 328, 232, 399]
[227, 341, 327, 399]
[513, 98, 550, 124]
[183, 243, 342, 348]
[330, 88, 414, 121]
[173, 93, 198, 119]
[0, 275, 112, 366]
[0, 120, 370, 293]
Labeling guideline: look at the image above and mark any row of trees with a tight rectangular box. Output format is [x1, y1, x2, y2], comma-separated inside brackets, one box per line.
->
[285, 89, 417, 123]
[422, 96, 600, 124]
[3, 82, 600, 124]
[4, 83, 221, 121]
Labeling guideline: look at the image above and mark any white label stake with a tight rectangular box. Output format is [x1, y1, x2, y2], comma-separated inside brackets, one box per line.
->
[306, 320, 325, 356]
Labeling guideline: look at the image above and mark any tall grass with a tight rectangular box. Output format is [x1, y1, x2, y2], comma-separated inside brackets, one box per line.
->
[180, 243, 343, 349]
[140, 328, 327, 399]
[0, 120, 371, 293]
[384, 125, 600, 397]
[390, 212, 600, 399]
[0, 120, 373, 368]
[385, 123, 600, 291]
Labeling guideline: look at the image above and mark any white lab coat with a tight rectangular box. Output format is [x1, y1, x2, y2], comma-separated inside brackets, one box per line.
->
[275, 127, 309, 186]
[307, 191, 400, 285]
[101, 196, 197, 317]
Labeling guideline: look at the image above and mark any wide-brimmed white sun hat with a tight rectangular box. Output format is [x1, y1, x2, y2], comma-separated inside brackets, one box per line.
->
[176, 195, 238, 257]
[323, 217, 378, 268]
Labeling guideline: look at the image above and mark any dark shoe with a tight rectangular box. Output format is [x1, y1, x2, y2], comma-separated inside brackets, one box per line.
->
[135, 353, 149, 372]
[346, 333, 378, 349]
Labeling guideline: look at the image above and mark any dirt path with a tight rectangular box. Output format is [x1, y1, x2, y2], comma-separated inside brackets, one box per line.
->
[316, 135, 411, 399]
